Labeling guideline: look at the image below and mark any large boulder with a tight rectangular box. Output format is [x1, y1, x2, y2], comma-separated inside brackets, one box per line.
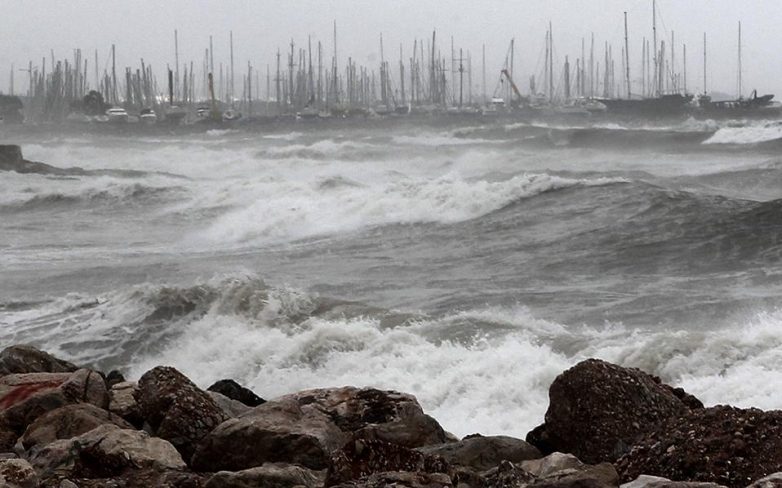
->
[205, 463, 324, 488]
[207, 380, 264, 407]
[325, 438, 450, 487]
[134, 366, 228, 461]
[192, 398, 346, 472]
[617, 406, 782, 488]
[0, 369, 108, 437]
[19, 403, 133, 451]
[28, 424, 186, 479]
[108, 381, 143, 428]
[0, 346, 78, 376]
[0, 458, 38, 488]
[192, 386, 450, 473]
[418, 434, 540, 472]
[527, 359, 700, 463]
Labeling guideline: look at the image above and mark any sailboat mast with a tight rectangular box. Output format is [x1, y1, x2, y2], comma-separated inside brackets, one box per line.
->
[174, 30, 179, 101]
[548, 22, 554, 102]
[703, 33, 707, 94]
[624, 11, 631, 99]
[230, 31, 234, 105]
[683, 44, 687, 94]
[652, 0, 658, 96]
[737, 21, 742, 98]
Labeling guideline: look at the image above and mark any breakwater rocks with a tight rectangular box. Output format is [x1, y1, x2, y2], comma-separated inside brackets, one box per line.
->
[0, 345, 781, 488]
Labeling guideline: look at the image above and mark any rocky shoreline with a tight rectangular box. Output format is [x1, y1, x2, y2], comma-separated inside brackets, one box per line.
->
[0, 345, 780, 488]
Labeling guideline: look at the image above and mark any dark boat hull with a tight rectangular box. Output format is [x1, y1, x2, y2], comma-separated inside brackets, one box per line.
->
[599, 94, 693, 118]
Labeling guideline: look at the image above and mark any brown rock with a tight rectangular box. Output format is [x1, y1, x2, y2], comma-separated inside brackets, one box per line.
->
[527, 359, 699, 464]
[191, 398, 346, 472]
[325, 438, 449, 487]
[134, 367, 228, 462]
[0, 458, 38, 488]
[330, 471, 452, 488]
[418, 434, 541, 472]
[20, 403, 133, 451]
[527, 461, 619, 488]
[204, 463, 323, 488]
[192, 385, 450, 473]
[0, 369, 108, 436]
[745, 473, 782, 488]
[0, 346, 77, 376]
[617, 406, 782, 488]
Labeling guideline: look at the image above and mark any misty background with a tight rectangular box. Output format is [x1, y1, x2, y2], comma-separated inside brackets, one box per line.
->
[1, 0, 781, 100]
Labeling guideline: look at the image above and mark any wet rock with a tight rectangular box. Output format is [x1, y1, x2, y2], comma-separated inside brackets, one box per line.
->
[0, 346, 77, 376]
[418, 434, 541, 472]
[206, 380, 264, 407]
[0, 369, 108, 436]
[527, 359, 699, 463]
[330, 471, 453, 488]
[29, 424, 186, 479]
[204, 463, 323, 488]
[104, 371, 125, 389]
[617, 405, 782, 488]
[191, 398, 346, 472]
[207, 392, 250, 418]
[0, 458, 38, 488]
[483, 460, 537, 488]
[108, 382, 142, 428]
[620, 475, 726, 488]
[20, 403, 133, 451]
[325, 438, 449, 487]
[134, 367, 228, 461]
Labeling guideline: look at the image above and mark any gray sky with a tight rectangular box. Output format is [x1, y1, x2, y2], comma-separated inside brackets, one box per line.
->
[2, 0, 781, 98]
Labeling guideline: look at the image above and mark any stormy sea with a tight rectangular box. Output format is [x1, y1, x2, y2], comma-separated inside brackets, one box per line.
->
[2, 118, 782, 439]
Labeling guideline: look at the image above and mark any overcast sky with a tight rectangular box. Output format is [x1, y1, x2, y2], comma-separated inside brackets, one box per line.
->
[2, 0, 781, 98]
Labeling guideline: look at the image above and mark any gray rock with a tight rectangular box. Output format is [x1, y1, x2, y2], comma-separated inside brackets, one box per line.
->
[20, 403, 133, 451]
[418, 434, 541, 472]
[192, 398, 346, 472]
[108, 382, 142, 428]
[621, 475, 727, 488]
[521, 452, 583, 478]
[28, 424, 185, 479]
[208, 391, 251, 418]
[207, 380, 264, 407]
[205, 463, 324, 488]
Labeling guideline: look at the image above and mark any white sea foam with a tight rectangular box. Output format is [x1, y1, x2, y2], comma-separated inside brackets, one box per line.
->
[703, 122, 782, 145]
[190, 173, 627, 248]
[4, 274, 779, 439]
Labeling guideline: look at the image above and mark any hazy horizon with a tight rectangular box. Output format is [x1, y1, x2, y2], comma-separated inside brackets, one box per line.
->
[2, 0, 781, 100]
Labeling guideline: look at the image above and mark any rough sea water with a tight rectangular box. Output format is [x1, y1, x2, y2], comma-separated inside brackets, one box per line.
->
[2, 118, 782, 439]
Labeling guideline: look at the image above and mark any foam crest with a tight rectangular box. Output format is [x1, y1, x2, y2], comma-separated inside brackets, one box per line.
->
[194, 173, 627, 247]
[704, 122, 782, 144]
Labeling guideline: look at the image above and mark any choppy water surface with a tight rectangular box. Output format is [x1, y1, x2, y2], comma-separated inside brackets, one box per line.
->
[3, 118, 782, 437]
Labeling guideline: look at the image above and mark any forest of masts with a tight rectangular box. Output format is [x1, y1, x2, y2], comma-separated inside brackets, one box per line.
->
[4, 8, 733, 123]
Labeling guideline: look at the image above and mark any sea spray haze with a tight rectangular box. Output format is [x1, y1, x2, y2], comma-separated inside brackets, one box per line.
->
[3, 120, 782, 438]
